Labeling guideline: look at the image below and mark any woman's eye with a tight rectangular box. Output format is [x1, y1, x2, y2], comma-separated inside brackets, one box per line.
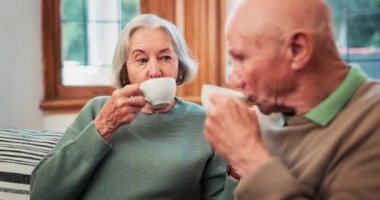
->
[136, 58, 148, 64]
[160, 56, 172, 61]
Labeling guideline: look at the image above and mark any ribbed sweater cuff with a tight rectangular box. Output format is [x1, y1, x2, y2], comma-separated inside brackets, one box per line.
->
[74, 122, 112, 166]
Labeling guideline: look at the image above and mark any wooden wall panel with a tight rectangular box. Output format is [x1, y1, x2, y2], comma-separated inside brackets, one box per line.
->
[140, 0, 177, 23]
[181, 0, 207, 102]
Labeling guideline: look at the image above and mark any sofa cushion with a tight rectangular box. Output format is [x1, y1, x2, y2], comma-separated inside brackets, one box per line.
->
[0, 128, 63, 200]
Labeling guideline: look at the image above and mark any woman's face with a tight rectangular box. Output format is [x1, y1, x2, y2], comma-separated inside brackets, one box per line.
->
[126, 28, 179, 84]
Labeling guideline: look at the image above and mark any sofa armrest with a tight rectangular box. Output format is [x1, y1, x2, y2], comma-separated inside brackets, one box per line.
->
[0, 128, 63, 200]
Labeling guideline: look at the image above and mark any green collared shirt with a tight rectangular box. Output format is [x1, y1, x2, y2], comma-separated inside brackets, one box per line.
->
[304, 65, 367, 126]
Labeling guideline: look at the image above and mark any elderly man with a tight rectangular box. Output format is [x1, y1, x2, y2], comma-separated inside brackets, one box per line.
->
[204, 0, 380, 199]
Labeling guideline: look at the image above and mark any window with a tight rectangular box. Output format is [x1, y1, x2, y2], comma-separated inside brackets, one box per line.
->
[41, 0, 140, 111]
[224, 0, 241, 84]
[222, 1, 380, 82]
[61, 0, 139, 86]
[327, 0, 380, 80]
[41, 0, 227, 111]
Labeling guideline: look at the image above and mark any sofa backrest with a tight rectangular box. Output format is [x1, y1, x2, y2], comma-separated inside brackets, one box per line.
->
[0, 128, 63, 200]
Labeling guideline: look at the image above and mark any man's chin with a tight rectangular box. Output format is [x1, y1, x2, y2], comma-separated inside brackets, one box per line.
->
[255, 103, 273, 115]
[257, 103, 294, 115]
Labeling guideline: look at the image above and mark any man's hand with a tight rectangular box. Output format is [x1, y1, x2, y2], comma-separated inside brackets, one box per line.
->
[204, 93, 271, 179]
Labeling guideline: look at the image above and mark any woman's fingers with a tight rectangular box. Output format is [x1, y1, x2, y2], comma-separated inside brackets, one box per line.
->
[118, 83, 143, 98]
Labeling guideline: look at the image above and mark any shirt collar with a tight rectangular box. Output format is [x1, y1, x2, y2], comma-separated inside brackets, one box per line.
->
[304, 65, 367, 126]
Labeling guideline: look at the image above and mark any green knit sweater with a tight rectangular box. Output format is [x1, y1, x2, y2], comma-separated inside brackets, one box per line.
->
[30, 97, 236, 200]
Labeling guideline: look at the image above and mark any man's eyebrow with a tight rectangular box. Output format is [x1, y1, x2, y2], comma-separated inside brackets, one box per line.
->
[228, 49, 240, 56]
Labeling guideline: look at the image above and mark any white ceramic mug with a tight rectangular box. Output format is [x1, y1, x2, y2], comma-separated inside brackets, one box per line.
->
[139, 77, 177, 109]
[201, 84, 248, 111]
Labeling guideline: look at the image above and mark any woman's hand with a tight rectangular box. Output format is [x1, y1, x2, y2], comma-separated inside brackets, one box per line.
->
[204, 93, 271, 179]
[94, 84, 146, 141]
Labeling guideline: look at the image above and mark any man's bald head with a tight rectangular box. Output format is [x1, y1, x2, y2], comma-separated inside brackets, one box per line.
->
[226, 0, 336, 50]
[225, 0, 349, 115]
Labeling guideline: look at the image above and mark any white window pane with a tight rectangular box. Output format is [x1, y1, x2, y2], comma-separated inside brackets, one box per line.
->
[327, 0, 380, 80]
[224, 0, 243, 84]
[61, 0, 140, 86]
[88, 23, 119, 66]
[88, 0, 120, 21]
[62, 62, 113, 86]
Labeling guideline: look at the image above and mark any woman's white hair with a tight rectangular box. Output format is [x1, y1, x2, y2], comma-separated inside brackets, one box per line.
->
[112, 14, 198, 88]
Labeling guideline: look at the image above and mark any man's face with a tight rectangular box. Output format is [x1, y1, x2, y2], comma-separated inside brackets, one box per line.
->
[226, 22, 294, 114]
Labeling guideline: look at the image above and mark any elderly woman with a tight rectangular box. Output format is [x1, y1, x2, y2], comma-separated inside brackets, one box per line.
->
[30, 14, 235, 200]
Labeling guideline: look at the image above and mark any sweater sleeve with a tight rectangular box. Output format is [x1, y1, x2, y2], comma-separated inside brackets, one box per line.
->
[201, 152, 238, 200]
[30, 97, 112, 200]
[235, 127, 380, 200]
[322, 126, 380, 199]
[234, 158, 312, 200]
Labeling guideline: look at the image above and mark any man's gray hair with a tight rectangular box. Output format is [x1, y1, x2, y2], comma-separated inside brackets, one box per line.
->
[112, 14, 198, 88]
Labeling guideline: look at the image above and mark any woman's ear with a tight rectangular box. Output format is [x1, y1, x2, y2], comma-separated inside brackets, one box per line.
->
[286, 30, 313, 71]
[119, 64, 130, 87]
[176, 62, 187, 85]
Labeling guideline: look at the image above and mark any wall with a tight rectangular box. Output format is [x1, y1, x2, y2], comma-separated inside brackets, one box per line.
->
[0, 0, 76, 131]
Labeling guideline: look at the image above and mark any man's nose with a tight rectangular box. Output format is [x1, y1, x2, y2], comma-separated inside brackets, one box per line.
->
[230, 67, 244, 88]
[147, 59, 162, 78]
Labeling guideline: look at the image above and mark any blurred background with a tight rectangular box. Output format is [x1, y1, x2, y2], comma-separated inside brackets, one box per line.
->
[0, 0, 379, 131]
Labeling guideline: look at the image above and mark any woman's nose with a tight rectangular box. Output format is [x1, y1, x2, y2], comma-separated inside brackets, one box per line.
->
[147, 59, 163, 78]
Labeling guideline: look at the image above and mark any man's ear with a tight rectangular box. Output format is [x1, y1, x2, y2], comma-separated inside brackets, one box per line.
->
[286, 31, 313, 71]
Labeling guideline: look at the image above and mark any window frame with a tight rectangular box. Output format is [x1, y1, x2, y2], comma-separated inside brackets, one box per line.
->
[41, 0, 114, 112]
